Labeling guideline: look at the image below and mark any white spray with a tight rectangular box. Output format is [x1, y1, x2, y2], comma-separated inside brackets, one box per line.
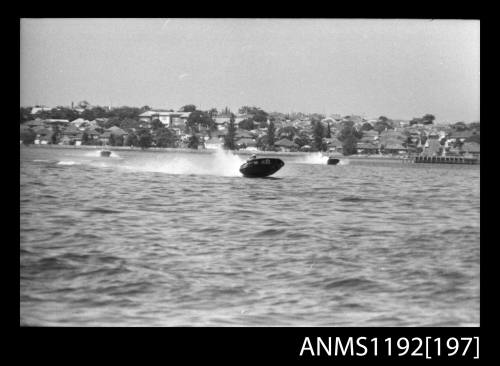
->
[120, 147, 246, 177]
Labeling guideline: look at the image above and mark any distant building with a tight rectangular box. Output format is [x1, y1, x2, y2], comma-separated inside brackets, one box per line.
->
[138, 110, 190, 127]
[30, 106, 52, 115]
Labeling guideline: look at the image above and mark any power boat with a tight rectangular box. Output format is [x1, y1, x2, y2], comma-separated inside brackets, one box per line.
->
[239, 155, 284, 177]
[327, 157, 340, 165]
[100, 149, 112, 157]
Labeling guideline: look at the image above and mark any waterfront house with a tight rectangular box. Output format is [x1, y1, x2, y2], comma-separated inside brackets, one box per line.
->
[382, 142, 407, 155]
[83, 127, 101, 141]
[421, 139, 442, 157]
[356, 142, 380, 155]
[236, 138, 258, 151]
[462, 142, 480, 157]
[205, 137, 224, 149]
[448, 130, 474, 143]
[275, 138, 299, 152]
[34, 128, 53, 144]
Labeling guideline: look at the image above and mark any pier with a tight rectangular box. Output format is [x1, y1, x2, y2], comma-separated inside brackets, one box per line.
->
[402, 155, 479, 165]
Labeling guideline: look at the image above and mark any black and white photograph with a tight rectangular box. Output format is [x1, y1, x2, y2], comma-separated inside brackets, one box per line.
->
[20, 18, 480, 328]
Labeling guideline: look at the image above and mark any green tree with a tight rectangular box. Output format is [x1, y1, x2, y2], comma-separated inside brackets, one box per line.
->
[312, 121, 325, 151]
[224, 114, 237, 150]
[115, 135, 124, 146]
[20, 129, 36, 145]
[361, 122, 374, 131]
[81, 109, 96, 121]
[180, 104, 197, 112]
[208, 108, 218, 118]
[81, 131, 90, 145]
[50, 126, 61, 144]
[422, 114, 435, 125]
[238, 118, 255, 130]
[187, 133, 200, 149]
[103, 117, 121, 129]
[452, 121, 468, 131]
[373, 119, 393, 133]
[238, 106, 268, 124]
[186, 110, 214, 133]
[20, 107, 32, 123]
[155, 128, 178, 148]
[341, 134, 358, 155]
[137, 129, 152, 149]
[465, 134, 480, 144]
[125, 132, 138, 147]
[409, 117, 422, 126]
[151, 118, 163, 131]
[78, 100, 90, 109]
[326, 122, 332, 138]
[267, 120, 276, 147]
[337, 125, 361, 155]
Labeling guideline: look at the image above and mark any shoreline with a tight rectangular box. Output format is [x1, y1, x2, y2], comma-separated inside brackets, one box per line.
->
[20, 144, 408, 161]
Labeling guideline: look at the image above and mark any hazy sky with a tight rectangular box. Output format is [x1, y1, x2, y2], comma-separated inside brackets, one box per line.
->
[20, 18, 480, 122]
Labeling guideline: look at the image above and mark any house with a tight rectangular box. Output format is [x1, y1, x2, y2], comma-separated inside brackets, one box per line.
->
[329, 114, 343, 122]
[359, 130, 379, 142]
[99, 131, 112, 144]
[235, 129, 255, 140]
[138, 110, 189, 127]
[448, 130, 474, 142]
[83, 127, 102, 141]
[236, 138, 258, 151]
[462, 142, 480, 157]
[275, 138, 299, 152]
[379, 130, 406, 142]
[34, 128, 53, 144]
[214, 116, 230, 130]
[106, 126, 128, 137]
[69, 118, 90, 129]
[23, 119, 45, 128]
[422, 139, 442, 157]
[30, 106, 52, 115]
[205, 137, 224, 149]
[215, 129, 228, 138]
[44, 119, 70, 128]
[323, 137, 343, 152]
[61, 125, 81, 144]
[356, 142, 379, 155]
[383, 142, 407, 155]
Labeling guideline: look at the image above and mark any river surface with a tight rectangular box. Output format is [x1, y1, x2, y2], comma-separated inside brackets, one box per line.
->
[20, 146, 480, 326]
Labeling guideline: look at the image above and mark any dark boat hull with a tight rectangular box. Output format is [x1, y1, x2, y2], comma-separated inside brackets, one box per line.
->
[100, 150, 111, 157]
[327, 158, 340, 165]
[240, 158, 284, 177]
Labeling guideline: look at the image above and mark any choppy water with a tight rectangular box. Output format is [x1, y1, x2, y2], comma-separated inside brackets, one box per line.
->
[20, 146, 480, 326]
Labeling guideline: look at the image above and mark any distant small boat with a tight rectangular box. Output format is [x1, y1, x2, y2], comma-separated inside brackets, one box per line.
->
[240, 157, 284, 177]
[100, 149, 111, 157]
[327, 157, 340, 165]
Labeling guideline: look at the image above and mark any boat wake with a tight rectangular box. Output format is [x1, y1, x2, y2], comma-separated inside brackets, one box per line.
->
[120, 148, 246, 177]
[296, 152, 329, 165]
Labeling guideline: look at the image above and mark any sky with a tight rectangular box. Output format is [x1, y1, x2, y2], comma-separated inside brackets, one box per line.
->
[20, 18, 480, 123]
